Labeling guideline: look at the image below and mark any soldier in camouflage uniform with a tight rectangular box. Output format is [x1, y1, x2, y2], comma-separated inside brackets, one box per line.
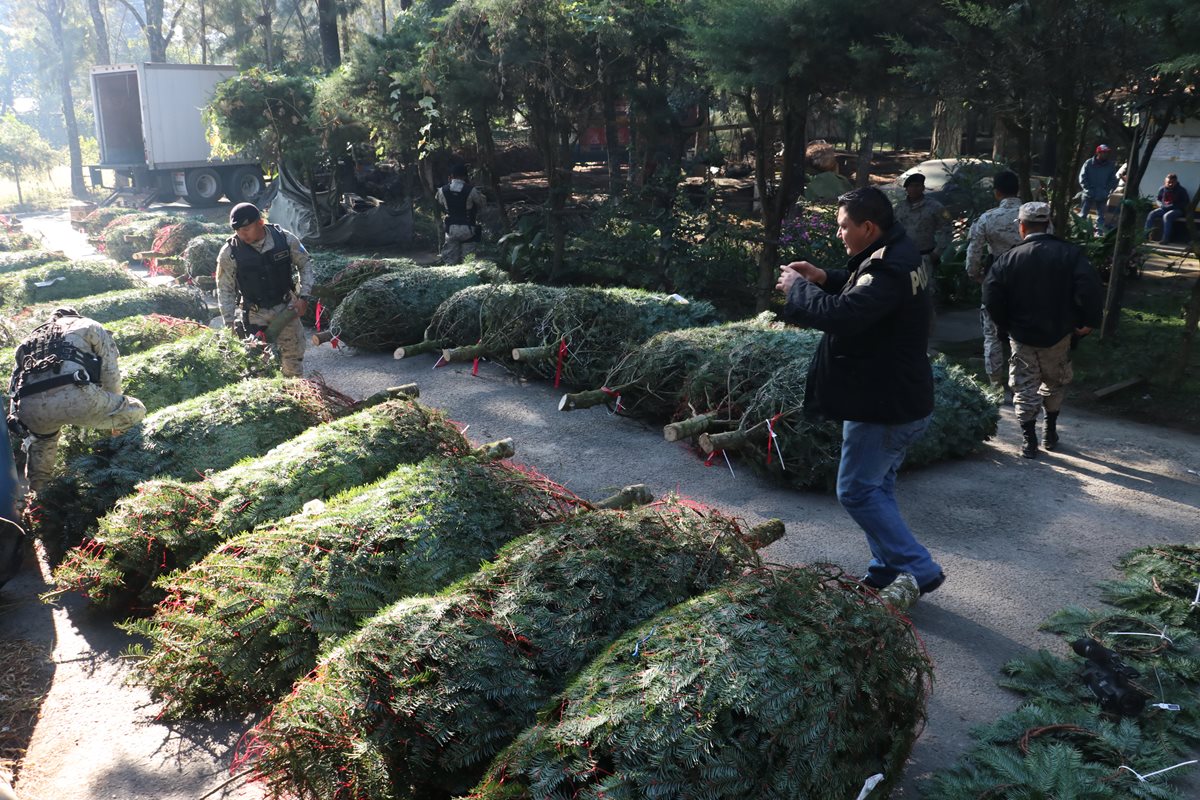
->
[892, 173, 951, 270]
[216, 203, 313, 377]
[8, 308, 146, 491]
[965, 170, 1024, 397]
[982, 203, 1104, 458]
[436, 162, 486, 265]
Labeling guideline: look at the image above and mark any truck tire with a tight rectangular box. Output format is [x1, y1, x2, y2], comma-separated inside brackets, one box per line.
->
[184, 167, 223, 207]
[224, 166, 266, 205]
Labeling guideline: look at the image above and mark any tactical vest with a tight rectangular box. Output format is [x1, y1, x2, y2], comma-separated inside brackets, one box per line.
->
[9, 316, 103, 399]
[442, 183, 478, 228]
[230, 224, 294, 309]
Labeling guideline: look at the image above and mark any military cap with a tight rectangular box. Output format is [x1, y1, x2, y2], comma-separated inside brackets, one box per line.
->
[1017, 201, 1051, 223]
[229, 202, 262, 230]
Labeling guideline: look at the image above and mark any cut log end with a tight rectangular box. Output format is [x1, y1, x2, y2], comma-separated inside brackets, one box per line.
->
[593, 484, 653, 510]
[744, 519, 785, 549]
[700, 429, 747, 454]
[558, 388, 610, 412]
[444, 342, 488, 363]
[478, 437, 516, 460]
[360, 384, 420, 407]
[395, 339, 449, 360]
[312, 330, 335, 346]
[663, 413, 715, 443]
[512, 343, 556, 362]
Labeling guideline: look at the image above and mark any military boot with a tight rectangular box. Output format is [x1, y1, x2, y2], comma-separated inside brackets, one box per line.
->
[1020, 420, 1039, 459]
[1044, 411, 1060, 450]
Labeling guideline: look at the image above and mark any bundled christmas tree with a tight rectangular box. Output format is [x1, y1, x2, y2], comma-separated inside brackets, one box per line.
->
[0, 250, 66, 275]
[78, 206, 138, 236]
[504, 287, 719, 389]
[240, 502, 783, 800]
[700, 356, 997, 489]
[8, 285, 208, 338]
[0, 257, 140, 311]
[312, 258, 421, 308]
[125, 457, 581, 717]
[30, 377, 355, 561]
[55, 396, 470, 607]
[469, 566, 932, 800]
[102, 215, 181, 262]
[329, 263, 507, 350]
[181, 233, 230, 280]
[0, 229, 41, 252]
[420, 283, 565, 363]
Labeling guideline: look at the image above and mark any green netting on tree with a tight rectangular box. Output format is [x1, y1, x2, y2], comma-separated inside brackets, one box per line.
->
[57, 398, 472, 607]
[79, 207, 139, 236]
[124, 457, 581, 718]
[704, 354, 995, 490]
[1100, 545, 1200, 633]
[0, 230, 41, 252]
[30, 377, 355, 561]
[0, 250, 67, 275]
[0, 257, 140, 312]
[511, 287, 719, 389]
[103, 215, 181, 262]
[424, 283, 567, 359]
[329, 262, 508, 350]
[7, 285, 208, 338]
[242, 501, 781, 800]
[152, 219, 224, 257]
[313, 258, 422, 308]
[181, 233, 230, 279]
[469, 566, 932, 800]
[307, 251, 356, 287]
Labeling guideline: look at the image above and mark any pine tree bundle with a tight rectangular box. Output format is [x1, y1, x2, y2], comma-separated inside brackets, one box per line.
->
[469, 566, 932, 800]
[0, 250, 67, 275]
[124, 457, 579, 718]
[8, 285, 208, 338]
[307, 251, 356, 287]
[79, 206, 137, 236]
[30, 377, 355, 562]
[58, 397, 472, 607]
[511, 287, 719, 390]
[181, 233, 230, 279]
[701, 356, 996, 489]
[151, 219, 224, 258]
[313, 258, 422, 308]
[330, 263, 508, 350]
[103, 215, 181, 262]
[0, 230, 40, 252]
[242, 501, 783, 800]
[423, 284, 567, 362]
[0, 257, 140, 312]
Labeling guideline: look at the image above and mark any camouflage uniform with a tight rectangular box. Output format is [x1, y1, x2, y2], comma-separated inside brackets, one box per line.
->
[436, 179, 486, 265]
[11, 314, 146, 491]
[893, 195, 951, 262]
[965, 196, 1023, 384]
[1009, 335, 1072, 424]
[216, 226, 312, 377]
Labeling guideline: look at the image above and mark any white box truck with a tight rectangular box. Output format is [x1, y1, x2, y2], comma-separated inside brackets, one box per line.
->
[88, 62, 264, 207]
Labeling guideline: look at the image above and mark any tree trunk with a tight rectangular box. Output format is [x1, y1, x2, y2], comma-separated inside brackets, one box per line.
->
[750, 89, 807, 312]
[144, 0, 167, 61]
[199, 0, 208, 63]
[1006, 117, 1034, 203]
[1049, 106, 1080, 231]
[602, 86, 622, 197]
[471, 107, 509, 230]
[14, 169, 22, 207]
[40, 0, 88, 200]
[991, 122, 1009, 162]
[964, 110, 978, 155]
[261, 0, 274, 69]
[1101, 110, 1173, 338]
[317, 0, 341, 70]
[854, 95, 880, 188]
[87, 0, 111, 64]
[380, 0, 386, 33]
[930, 99, 963, 158]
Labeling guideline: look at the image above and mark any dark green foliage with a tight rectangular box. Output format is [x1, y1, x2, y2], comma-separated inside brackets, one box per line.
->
[125, 458, 575, 717]
[182, 233, 231, 279]
[244, 501, 765, 800]
[426, 283, 566, 352]
[30, 377, 355, 561]
[313, 258, 421, 308]
[906, 358, 1001, 467]
[0, 257, 140, 311]
[0, 250, 66, 275]
[924, 547, 1200, 800]
[470, 567, 931, 800]
[1100, 545, 1200, 633]
[330, 263, 507, 350]
[9, 285, 208, 338]
[517, 287, 720, 389]
[307, 251, 356, 287]
[58, 398, 471, 607]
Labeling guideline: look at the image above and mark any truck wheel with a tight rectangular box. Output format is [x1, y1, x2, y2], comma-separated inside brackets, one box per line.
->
[184, 168, 223, 207]
[224, 166, 266, 205]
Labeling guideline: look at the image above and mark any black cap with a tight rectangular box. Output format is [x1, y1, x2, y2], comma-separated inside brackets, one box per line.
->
[902, 173, 926, 188]
[229, 202, 262, 230]
[51, 306, 80, 320]
[449, 162, 468, 178]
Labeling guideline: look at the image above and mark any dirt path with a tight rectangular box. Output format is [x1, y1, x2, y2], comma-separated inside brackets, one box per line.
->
[4, 211, 1200, 797]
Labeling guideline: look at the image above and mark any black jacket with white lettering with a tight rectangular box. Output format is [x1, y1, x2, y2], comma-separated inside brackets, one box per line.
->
[782, 223, 934, 424]
[982, 232, 1103, 348]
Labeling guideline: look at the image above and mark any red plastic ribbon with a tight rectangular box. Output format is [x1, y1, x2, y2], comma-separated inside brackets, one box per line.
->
[315, 301, 324, 331]
[704, 449, 720, 467]
[472, 339, 482, 376]
[553, 338, 568, 388]
[765, 413, 785, 466]
[600, 386, 623, 414]
[330, 334, 340, 350]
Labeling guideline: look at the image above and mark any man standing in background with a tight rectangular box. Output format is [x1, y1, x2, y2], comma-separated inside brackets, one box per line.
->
[1077, 144, 1118, 236]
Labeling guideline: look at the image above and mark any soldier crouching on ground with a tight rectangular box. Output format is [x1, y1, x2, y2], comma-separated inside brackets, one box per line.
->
[7, 308, 146, 493]
[216, 202, 313, 377]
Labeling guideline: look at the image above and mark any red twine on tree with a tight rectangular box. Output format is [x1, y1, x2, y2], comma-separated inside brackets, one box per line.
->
[600, 386, 623, 414]
[765, 413, 786, 469]
[553, 338, 568, 388]
[315, 301, 324, 331]
[472, 339, 483, 376]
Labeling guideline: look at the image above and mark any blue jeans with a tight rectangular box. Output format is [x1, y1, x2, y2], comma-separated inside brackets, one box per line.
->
[1145, 207, 1182, 242]
[837, 416, 941, 586]
[1080, 196, 1110, 235]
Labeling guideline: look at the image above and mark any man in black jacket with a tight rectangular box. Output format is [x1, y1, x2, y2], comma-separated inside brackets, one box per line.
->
[777, 186, 944, 597]
[983, 202, 1104, 458]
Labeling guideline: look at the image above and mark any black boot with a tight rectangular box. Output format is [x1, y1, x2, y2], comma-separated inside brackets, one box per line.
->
[1044, 412, 1060, 450]
[1020, 420, 1039, 459]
